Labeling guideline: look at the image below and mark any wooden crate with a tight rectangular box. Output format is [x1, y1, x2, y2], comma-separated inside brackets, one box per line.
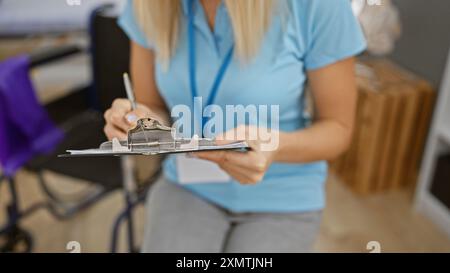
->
[330, 59, 436, 195]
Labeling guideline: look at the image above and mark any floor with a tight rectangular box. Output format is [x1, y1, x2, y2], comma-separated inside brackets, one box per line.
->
[317, 175, 450, 252]
[1, 170, 450, 253]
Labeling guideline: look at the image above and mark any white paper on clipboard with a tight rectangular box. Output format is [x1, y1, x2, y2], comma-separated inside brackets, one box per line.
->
[176, 154, 231, 184]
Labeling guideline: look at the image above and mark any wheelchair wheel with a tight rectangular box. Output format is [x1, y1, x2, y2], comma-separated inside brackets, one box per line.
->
[0, 226, 33, 253]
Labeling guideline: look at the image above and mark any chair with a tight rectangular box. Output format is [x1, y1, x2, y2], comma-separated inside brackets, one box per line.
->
[0, 4, 160, 253]
[0, 46, 113, 252]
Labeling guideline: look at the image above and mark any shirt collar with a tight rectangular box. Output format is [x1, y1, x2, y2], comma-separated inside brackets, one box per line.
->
[180, 0, 226, 16]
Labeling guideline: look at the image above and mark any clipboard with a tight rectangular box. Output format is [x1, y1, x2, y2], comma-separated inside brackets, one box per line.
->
[59, 118, 249, 158]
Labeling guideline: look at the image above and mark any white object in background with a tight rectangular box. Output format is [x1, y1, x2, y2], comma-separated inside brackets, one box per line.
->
[176, 154, 231, 185]
[352, 0, 402, 56]
[415, 48, 450, 239]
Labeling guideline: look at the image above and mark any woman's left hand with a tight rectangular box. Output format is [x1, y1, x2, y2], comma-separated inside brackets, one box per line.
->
[194, 126, 279, 185]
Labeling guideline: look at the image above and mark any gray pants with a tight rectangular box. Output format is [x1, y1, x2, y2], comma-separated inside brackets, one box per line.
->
[141, 177, 322, 253]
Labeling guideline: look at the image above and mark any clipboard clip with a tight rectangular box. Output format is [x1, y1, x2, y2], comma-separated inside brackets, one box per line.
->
[100, 117, 204, 154]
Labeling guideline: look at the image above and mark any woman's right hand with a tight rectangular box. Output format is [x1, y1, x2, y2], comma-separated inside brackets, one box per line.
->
[103, 98, 152, 141]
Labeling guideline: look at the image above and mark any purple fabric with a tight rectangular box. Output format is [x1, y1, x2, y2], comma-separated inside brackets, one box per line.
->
[0, 55, 64, 177]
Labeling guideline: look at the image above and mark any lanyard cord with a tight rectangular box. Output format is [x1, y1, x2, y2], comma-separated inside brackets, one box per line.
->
[187, 0, 234, 111]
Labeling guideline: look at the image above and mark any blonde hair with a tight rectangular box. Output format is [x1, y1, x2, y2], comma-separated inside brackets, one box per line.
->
[133, 0, 276, 65]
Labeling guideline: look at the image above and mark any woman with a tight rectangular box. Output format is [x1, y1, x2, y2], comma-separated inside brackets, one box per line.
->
[105, 0, 366, 252]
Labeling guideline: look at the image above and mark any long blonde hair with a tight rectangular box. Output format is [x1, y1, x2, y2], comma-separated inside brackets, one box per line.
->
[133, 0, 276, 65]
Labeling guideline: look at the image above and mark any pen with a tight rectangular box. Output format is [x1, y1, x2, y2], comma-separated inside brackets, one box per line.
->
[124, 72, 150, 143]
[123, 72, 137, 110]
[122, 73, 138, 201]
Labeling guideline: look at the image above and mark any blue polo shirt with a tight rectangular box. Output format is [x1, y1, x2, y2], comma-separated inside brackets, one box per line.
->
[118, 0, 366, 212]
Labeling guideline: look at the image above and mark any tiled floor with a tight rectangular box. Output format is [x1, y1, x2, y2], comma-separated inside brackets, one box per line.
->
[1, 170, 450, 253]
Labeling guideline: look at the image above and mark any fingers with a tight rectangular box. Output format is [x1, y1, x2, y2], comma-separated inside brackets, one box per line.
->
[195, 150, 267, 185]
[104, 108, 129, 132]
[103, 99, 153, 140]
[194, 150, 229, 164]
[104, 99, 132, 132]
[125, 106, 150, 127]
[191, 125, 271, 185]
[104, 123, 127, 141]
[214, 126, 261, 149]
[112, 98, 133, 116]
[215, 125, 247, 145]
[196, 150, 265, 172]
[219, 163, 263, 185]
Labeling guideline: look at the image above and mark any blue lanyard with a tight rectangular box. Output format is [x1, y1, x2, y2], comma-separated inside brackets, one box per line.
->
[188, 0, 234, 133]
